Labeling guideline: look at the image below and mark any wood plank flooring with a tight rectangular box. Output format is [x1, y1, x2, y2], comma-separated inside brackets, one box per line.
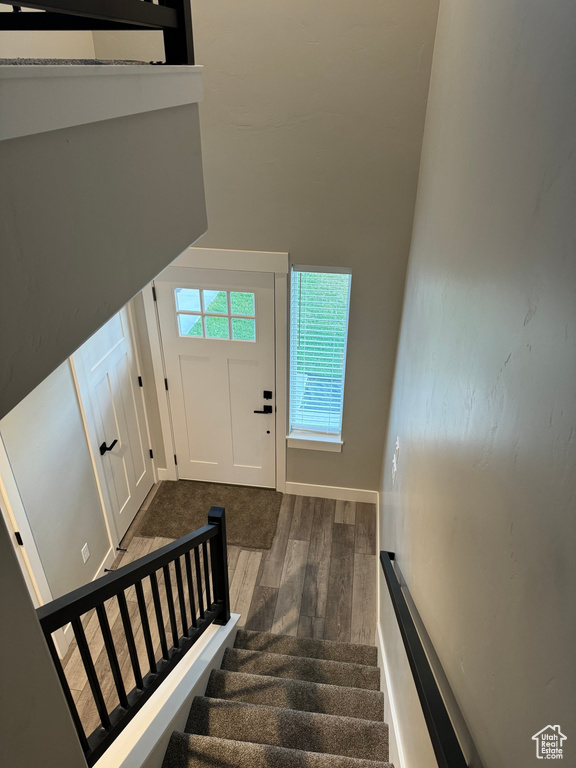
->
[61, 487, 377, 740]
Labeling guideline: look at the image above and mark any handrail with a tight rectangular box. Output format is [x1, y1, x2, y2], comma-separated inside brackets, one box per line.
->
[38, 506, 230, 766]
[380, 551, 468, 768]
[0, 0, 194, 64]
[37, 524, 215, 632]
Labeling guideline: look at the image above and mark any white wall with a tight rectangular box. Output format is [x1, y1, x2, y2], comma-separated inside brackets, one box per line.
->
[0, 513, 87, 768]
[92, 30, 164, 62]
[0, 361, 111, 598]
[379, 1, 576, 766]
[189, 0, 439, 491]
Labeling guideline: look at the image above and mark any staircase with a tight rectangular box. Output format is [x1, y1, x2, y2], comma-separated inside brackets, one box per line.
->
[163, 629, 393, 768]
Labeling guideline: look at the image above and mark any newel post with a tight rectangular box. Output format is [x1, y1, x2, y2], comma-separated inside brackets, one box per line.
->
[208, 506, 230, 624]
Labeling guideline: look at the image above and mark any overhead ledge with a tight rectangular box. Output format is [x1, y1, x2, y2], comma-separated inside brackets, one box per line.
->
[0, 64, 203, 141]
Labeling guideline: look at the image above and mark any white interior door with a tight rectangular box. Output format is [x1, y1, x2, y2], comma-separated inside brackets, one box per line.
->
[155, 267, 276, 488]
[73, 308, 153, 542]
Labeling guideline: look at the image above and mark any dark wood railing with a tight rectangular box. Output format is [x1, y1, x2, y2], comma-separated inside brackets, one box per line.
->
[380, 551, 468, 768]
[38, 506, 230, 766]
[0, 0, 194, 64]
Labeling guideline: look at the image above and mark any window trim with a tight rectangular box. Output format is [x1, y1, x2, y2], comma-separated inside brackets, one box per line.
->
[286, 430, 343, 453]
[288, 265, 352, 450]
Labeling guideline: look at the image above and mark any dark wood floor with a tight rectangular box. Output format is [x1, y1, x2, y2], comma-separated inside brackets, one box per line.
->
[232, 493, 377, 644]
[62, 486, 377, 736]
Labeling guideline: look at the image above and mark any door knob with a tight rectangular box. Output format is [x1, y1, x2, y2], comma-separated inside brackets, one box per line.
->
[254, 405, 273, 414]
[99, 439, 118, 456]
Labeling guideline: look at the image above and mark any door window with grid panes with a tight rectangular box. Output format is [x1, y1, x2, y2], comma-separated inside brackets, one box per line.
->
[174, 288, 256, 342]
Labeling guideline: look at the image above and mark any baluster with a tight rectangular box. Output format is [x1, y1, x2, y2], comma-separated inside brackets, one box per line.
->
[163, 0, 195, 65]
[202, 540, 212, 608]
[72, 616, 111, 729]
[194, 546, 205, 619]
[184, 551, 198, 629]
[174, 558, 189, 637]
[117, 592, 143, 690]
[43, 630, 89, 752]
[135, 580, 157, 674]
[208, 506, 231, 625]
[96, 603, 128, 709]
[162, 563, 180, 648]
[150, 572, 170, 661]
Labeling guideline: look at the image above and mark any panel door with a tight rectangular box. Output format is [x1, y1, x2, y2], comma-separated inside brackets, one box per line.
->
[155, 267, 276, 487]
[73, 308, 153, 542]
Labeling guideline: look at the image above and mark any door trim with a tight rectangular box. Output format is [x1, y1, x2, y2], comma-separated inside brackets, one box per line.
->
[143, 247, 289, 491]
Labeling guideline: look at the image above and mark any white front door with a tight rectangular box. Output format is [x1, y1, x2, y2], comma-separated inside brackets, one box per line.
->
[155, 267, 276, 488]
[72, 308, 154, 542]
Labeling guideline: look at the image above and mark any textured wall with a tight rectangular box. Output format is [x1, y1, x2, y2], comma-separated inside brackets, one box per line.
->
[0, 103, 206, 419]
[379, 1, 576, 766]
[191, 0, 439, 491]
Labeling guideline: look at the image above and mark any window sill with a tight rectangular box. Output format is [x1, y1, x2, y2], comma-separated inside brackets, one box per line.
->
[286, 432, 343, 453]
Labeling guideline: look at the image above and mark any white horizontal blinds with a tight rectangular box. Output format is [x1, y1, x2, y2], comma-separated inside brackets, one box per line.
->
[290, 268, 352, 435]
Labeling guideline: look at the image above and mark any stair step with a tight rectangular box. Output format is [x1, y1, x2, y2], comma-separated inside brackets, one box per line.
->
[222, 647, 380, 690]
[206, 669, 384, 721]
[186, 697, 388, 761]
[235, 629, 378, 667]
[164, 731, 393, 768]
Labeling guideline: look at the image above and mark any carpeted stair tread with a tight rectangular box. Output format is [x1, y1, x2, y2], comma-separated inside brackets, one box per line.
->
[164, 731, 393, 768]
[185, 696, 388, 761]
[206, 668, 384, 721]
[235, 629, 378, 667]
[222, 647, 380, 690]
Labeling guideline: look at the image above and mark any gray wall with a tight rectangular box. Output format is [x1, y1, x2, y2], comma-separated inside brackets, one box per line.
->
[0, 513, 87, 768]
[0, 103, 207, 419]
[379, 1, 576, 766]
[0, 361, 110, 598]
[191, 0, 439, 491]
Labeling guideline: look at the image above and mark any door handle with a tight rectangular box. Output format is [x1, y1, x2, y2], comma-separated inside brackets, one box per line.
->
[254, 405, 273, 414]
[99, 439, 118, 456]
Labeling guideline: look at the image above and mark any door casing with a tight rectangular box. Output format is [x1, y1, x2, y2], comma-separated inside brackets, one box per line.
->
[142, 247, 289, 492]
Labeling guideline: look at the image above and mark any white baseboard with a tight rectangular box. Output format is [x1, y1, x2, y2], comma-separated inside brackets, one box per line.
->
[157, 467, 177, 482]
[94, 546, 116, 580]
[95, 614, 240, 768]
[285, 481, 378, 504]
[377, 621, 406, 768]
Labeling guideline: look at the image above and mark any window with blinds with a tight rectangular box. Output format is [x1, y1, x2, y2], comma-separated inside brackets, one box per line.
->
[289, 267, 352, 436]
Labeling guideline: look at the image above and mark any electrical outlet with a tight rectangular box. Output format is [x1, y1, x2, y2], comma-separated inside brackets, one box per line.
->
[81, 543, 90, 563]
